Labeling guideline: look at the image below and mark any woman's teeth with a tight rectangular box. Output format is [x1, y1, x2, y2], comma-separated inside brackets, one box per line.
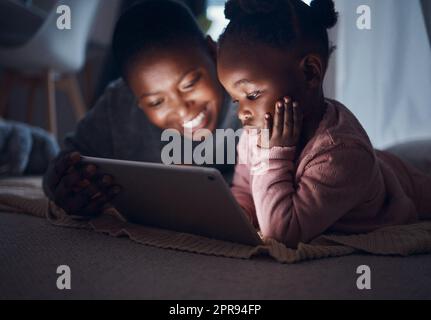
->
[183, 110, 207, 129]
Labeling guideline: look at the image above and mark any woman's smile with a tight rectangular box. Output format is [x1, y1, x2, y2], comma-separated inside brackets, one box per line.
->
[182, 104, 210, 131]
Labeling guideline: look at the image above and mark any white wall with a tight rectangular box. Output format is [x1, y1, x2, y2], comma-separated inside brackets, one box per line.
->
[333, 0, 431, 149]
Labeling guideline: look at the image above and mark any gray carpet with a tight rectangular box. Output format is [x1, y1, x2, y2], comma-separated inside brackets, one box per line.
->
[1, 212, 430, 300]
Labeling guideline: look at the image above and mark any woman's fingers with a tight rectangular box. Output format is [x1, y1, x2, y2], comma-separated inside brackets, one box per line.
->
[55, 179, 96, 212]
[81, 163, 98, 180]
[79, 185, 121, 217]
[79, 194, 108, 217]
[90, 173, 114, 195]
[45, 151, 81, 193]
[54, 151, 81, 177]
[48, 153, 120, 217]
[53, 163, 97, 199]
[81, 182, 103, 200]
[283, 97, 293, 138]
[54, 168, 82, 201]
[54, 169, 100, 212]
[59, 181, 113, 216]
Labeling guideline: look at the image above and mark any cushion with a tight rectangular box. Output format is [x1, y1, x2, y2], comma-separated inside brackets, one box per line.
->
[385, 139, 431, 175]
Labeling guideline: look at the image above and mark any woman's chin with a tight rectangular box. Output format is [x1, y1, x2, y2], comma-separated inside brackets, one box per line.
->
[183, 126, 214, 141]
[183, 113, 216, 141]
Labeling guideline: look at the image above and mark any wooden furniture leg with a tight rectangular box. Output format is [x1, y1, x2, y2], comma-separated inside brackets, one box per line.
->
[45, 70, 57, 136]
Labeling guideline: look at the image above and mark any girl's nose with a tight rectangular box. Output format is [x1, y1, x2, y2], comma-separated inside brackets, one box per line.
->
[238, 110, 253, 122]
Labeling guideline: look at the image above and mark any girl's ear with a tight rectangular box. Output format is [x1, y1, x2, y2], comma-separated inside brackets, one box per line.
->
[299, 54, 324, 89]
[205, 35, 217, 62]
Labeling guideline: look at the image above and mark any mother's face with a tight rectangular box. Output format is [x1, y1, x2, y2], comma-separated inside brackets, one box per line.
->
[126, 39, 224, 140]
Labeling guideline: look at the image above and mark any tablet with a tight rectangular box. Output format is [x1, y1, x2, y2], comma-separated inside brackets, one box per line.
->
[81, 156, 262, 246]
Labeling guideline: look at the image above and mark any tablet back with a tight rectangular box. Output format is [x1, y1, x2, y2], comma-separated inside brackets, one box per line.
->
[82, 157, 262, 246]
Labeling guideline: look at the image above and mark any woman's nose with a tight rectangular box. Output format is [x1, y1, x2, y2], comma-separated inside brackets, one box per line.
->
[176, 103, 188, 118]
[173, 97, 190, 118]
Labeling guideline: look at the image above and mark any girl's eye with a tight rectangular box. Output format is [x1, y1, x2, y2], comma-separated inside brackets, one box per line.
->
[246, 91, 262, 101]
[182, 74, 202, 90]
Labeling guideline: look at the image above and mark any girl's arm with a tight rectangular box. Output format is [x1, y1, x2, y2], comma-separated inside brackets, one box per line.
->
[251, 144, 375, 248]
[231, 162, 258, 228]
[231, 133, 258, 228]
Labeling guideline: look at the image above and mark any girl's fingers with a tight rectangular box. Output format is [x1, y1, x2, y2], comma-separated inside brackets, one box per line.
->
[283, 97, 293, 138]
[261, 113, 272, 148]
[265, 112, 273, 136]
[272, 101, 284, 137]
[293, 102, 303, 139]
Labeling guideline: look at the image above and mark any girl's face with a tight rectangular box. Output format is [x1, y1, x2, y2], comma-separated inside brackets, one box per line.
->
[217, 42, 309, 130]
[127, 40, 224, 140]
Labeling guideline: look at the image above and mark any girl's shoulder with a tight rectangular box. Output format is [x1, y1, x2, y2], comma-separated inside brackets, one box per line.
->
[297, 99, 375, 165]
[315, 99, 373, 150]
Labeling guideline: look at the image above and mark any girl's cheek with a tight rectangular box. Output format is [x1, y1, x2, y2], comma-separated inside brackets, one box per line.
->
[151, 108, 175, 130]
[258, 97, 277, 114]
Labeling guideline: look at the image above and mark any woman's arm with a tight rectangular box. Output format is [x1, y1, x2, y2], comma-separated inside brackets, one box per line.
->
[43, 84, 120, 215]
[64, 89, 114, 158]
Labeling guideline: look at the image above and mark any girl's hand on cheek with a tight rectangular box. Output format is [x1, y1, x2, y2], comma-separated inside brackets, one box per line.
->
[259, 97, 303, 149]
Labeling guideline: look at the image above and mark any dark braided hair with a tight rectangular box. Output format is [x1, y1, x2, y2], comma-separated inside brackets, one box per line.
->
[219, 0, 338, 63]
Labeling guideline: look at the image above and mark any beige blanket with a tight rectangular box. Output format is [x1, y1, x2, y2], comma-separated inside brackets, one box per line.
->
[1, 177, 431, 264]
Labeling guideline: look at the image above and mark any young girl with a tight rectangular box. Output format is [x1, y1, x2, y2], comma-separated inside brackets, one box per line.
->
[217, 0, 431, 248]
[43, 0, 240, 217]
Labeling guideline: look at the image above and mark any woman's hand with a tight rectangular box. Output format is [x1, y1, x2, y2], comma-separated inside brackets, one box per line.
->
[44, 151, 121, 217]
[258, 97, 303, 149]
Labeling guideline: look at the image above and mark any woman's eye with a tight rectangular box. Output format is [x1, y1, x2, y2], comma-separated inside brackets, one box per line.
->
[182, 74, 201, 90]
[246, 91, 262, 101]
[148, 99, 164, 107]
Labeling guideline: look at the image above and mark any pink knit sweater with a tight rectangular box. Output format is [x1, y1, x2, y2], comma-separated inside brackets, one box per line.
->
[232, 99, 431, 248]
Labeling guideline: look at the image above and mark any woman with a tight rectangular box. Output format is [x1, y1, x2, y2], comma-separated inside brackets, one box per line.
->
[43, 0, 240, 217]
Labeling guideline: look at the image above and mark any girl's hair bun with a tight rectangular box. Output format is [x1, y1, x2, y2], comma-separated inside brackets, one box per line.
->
[224, 0, 280, 20]
[310, 0, 338, 29]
